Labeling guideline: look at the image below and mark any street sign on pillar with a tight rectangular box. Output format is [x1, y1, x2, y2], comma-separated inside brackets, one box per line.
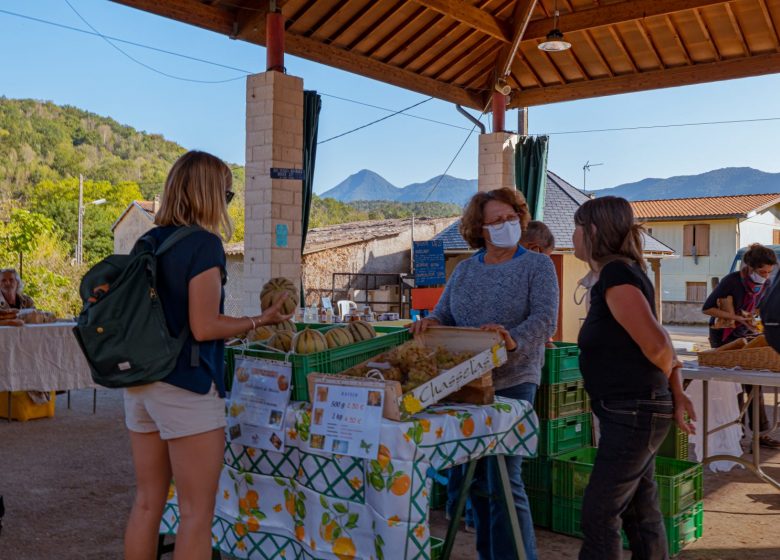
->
[413, 240, 446, 287]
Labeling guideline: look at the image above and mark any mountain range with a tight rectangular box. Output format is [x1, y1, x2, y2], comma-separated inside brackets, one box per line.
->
[320, 170, 478, 206]
[319, 167, 780, 204]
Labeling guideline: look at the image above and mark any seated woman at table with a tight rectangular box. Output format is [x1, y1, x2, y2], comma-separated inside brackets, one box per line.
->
[0, 268, 35, 311]
[123, 151, 292, 560]
[702, 243, 780, 448]
[573, 197, 695, 560]
[411, 187, 559, 560]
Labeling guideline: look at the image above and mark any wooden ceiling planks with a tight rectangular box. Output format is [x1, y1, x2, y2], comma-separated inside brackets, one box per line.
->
[111, 0, 780, 109]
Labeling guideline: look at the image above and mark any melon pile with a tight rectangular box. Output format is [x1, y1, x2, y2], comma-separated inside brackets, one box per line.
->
[247, 319, 297, 342]
[260, 277, 299, 315]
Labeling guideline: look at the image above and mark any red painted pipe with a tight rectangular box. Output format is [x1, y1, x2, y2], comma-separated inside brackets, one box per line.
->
[492, 91, 506, 133]
[266, 11, 285, 72]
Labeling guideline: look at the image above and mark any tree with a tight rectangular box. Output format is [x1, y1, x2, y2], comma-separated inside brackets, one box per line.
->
[0, 208, 55, 261]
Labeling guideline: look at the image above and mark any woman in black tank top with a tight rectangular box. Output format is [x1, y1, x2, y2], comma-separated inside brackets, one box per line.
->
[573, 197, 696, 560]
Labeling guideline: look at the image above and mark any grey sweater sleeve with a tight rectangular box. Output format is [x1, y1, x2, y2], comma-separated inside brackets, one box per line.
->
[508, 255, 559, 356]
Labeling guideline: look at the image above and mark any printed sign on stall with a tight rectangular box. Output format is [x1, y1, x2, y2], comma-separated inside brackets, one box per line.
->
[308, 382, 384, 459]
[227, 357, 293, 452]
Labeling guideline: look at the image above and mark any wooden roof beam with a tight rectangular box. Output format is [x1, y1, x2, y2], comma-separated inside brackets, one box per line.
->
[509, 50, 780, 107]
[496, 0, 538, 78]
[523, 0, 731, 41]
[281, 32, 484, 108]
[410, 0, 513, 42]
[110, 0, 235, 35]
[758, 0, 780, 51]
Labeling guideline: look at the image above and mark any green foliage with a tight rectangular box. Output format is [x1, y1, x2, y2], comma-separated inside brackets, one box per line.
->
[347, 200, 462, 219]
[309, 197, 461, 228]
[0, 97, 185, 200]
[0, 208, 55, 255]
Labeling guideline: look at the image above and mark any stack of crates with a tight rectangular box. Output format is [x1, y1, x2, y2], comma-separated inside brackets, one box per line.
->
[523, 343, 592, 528]
[551, 447, 704, 556]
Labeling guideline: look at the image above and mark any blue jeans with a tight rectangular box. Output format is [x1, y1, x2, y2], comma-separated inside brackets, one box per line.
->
[446, 466, 475, 527]
[470, 382, 538, 560]
[579, 394, 673, 560]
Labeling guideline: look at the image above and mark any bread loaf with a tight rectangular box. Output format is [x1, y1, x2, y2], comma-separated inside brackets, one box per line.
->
[715, 338, 747, 352]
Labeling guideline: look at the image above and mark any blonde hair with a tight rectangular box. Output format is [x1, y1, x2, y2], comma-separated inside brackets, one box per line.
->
[155, 151, 233, 240]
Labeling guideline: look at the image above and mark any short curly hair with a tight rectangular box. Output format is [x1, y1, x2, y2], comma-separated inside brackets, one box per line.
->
[460, 188, 531, 249]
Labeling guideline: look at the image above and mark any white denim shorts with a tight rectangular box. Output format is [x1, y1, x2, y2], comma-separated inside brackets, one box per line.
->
[124, 381, 226, 440]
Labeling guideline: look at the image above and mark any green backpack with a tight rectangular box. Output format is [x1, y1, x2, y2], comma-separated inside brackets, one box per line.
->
[72, 226, 200, 388]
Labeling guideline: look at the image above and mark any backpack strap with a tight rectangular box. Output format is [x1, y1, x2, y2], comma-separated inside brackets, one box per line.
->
[154, 225, 203, 257]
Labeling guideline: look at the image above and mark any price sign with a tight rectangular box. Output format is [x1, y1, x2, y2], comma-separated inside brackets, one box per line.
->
[227, 357, 293, 452]
[413, 240, 446, 287]
[308, 382, 384, 459]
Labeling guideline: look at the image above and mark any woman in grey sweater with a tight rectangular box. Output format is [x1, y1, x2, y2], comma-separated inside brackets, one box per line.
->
[412, 187, 558, 560]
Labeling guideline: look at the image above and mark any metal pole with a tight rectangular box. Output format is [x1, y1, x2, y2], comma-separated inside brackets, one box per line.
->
[77, 174, 84, 265]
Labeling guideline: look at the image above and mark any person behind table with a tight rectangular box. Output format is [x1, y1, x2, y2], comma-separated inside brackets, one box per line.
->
[702, 243, 780, 448]
[123, 151, 292, 560]
[573, 196, 696, 560]
[520, 220, 555, 256]
[0, 268, 35, 311]
[411, 187, 559, 560]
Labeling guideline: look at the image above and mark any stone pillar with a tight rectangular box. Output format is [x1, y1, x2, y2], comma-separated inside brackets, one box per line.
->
[478, 132, 518, 193]
[651, 258, 663, 322]
[244, 71, 304, 315]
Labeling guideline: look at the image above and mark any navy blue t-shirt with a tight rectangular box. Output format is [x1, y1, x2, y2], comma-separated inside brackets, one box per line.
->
[142, 226, 227, 397]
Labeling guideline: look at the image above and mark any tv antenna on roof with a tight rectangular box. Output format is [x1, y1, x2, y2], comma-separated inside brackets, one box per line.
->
[582, 161, 604, 192]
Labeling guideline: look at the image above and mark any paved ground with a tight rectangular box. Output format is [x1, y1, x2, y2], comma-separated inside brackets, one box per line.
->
[2, 389, 780, 559]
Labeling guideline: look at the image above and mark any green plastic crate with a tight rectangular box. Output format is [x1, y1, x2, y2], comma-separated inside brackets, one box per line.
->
[552, 447, 598, 500]
[522, 456, 554, 491]
[664, 501, 703, 557]
[551, 496, 629, 548]
[658, 426, 690, 461]
[225, 326, 410, 400]
[541, 342, 582, 385]
[527, 487, 552, 528]
[430, 536, 444, 560]
[553, 448, 702, 517]
[655, 457, 703, 517]
[537, 413, 592, 456]
[535, 380, 590, 419]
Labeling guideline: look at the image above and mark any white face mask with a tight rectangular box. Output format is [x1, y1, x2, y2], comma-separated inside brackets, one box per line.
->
[484, 219, 522, 248]
[750, 272, 767, 285]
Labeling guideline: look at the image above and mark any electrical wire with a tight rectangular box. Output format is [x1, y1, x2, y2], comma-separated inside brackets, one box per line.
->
[318, 97, 434, 144]
[63, 0, 245, 84]
[423, 103, 490, 203]
[3, 6, 779, 139]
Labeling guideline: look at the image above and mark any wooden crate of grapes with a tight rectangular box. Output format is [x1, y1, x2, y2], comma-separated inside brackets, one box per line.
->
[308, 327, 508, 420]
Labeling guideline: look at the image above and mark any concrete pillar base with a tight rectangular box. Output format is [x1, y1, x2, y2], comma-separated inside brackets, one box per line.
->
[478, 132, 518, 192]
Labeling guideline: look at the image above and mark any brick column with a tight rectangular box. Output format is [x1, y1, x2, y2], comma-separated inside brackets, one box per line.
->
[478, 132, 518, 192]
[244, 71, 304, 315]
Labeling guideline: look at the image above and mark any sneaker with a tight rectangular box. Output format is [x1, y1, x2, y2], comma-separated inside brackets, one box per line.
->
[464, 524, 476, 534]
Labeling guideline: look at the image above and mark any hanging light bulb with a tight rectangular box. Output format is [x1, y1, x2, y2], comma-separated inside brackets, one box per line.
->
[538, 4, 571, 53]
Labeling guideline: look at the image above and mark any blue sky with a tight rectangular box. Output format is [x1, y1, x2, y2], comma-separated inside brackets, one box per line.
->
[2, 0, 780, 194]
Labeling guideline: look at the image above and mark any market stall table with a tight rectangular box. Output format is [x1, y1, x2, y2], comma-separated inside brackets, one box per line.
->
[0, 323, 96, 419]
[159, 397, 538, 560]
[682, 365, 780, 491]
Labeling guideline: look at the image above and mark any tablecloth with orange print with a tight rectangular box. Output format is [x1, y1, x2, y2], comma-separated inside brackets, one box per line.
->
[160, 396, 538, 560]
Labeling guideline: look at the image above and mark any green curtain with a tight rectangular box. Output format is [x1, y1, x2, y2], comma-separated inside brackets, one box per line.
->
[302, 90, 322, 254]
[515, 135, 549, 221]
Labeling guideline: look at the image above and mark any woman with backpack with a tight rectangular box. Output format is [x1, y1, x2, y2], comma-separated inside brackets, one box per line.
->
[123, 151, 291, 560]
[572, 197, 696, 560]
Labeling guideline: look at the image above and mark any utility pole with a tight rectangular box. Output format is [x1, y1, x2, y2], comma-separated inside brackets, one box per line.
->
[77, 174, 84, 265]
[518, 107, 529, 136]
[582, 161, 604, 192]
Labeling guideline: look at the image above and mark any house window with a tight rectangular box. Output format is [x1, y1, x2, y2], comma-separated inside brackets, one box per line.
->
[686, 282, 707, 303]
[683, 224, 710, 257]
[773, 230, 780, 245]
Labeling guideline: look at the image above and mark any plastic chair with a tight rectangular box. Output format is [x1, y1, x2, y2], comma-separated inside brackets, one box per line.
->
[337, 300, 357, 317]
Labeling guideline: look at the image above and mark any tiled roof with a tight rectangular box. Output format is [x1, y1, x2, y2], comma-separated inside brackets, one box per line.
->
[435, 171, 673, 255]
[631, 193, 780, 221]
[136, 200, 157, 215]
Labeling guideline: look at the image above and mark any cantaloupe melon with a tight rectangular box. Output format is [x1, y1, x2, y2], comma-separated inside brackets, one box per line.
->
[347, 320, 376, 342]
[260, 277, 298, 315]
[324, 327, 354, 348]
[292, 328, 328, 355]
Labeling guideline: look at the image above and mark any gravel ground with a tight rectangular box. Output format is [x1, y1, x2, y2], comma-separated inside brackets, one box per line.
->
[1, 389, 780, 560]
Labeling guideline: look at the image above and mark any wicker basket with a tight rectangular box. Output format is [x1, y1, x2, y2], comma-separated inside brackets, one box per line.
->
[697, 346, 780, 372]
